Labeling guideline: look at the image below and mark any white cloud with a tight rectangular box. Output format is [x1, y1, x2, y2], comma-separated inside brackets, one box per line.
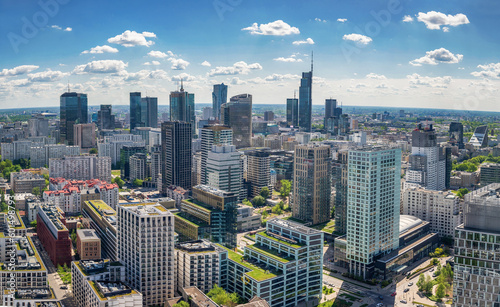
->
[51, 25, 62, 30]
[168, 58, 190, 70]
[242, 20, 300, 36]
[342, 33, 372, 45]
[208, 61, 262, 76]
[81, 45, 119, 54]
[107, 30, 156, 47]
[171, 73, 196, 82]
[51, 25, 72, 31]
[273, 56, 303, 63]
[315, 18, 327, 23]
[264, 74, 300, 81]
[366, 73, 387, 80]
[337, 18, 347, 23]
[410, 48, 463, 66]
[0, 65, 39, 76]
[201, 61, 211, 67]
[292, 38, 314, 45]
[417, 11, 470, 30]
[402, 15, 414, 22]
[143, 61, 161, 66]
[73, 60, 128, 74]
[230, 77, 246, 85]
[376, 83, 389, 89]
[148, 50, 169, 58]
[407, 73, 452, 88]
[471, 63, 500, 79]
[64, 27, 72, 32]
[122, 69, 169, 81]
[28, 70, 69, 82]
[443, 27, 450, 32]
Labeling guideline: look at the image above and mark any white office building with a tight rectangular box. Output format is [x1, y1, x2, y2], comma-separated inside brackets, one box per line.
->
[206, 145, 244, 201]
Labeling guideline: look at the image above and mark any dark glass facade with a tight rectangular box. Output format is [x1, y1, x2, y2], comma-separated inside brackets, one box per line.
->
[161, 121, 192, 192]
[60, 92, 88, 145]
[286, 98, 298, 127]
[298, 71, 312, 132]
[212, 83, 227, 120]
[221, 94, 252, 148]
[170, 89, 195, 136]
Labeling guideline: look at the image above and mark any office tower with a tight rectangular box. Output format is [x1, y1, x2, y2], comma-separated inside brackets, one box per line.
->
[129, 153, 148, 181]
[175, 240, 224, 293]
[453, 183, 500, 307]
[246, 149, 270, 198]
[333, 150, 348, 235]
[263, 111, 274, 122]
[60, 92, 88, 145]
[221, 94, 252, 148]
[469, 125, 489, 148]
[170, 85, 195, 136]
[74, 123, 96, 149]
[219, 218, 323, 307]
[174, 185, 238, 247]
[118, 203, 175, 306]
[405, 122, 447, 191]
[49, 155, 111, 182]
[97, 105, 115, 130]
[286, 98, 298, 127]
[212, 83, 228, 120]
[292, 144, 331, 225]
[98, 134, 145, 166]
[324, 98, 337, 125]
[150, 145, 162, 184]
[443, 146, 452, 189]
[200, 125, 233, 184]
[402, 187, 461, 237]
[449, 122, 464, 149]
[120, 145, 147, 180]
[161, 121, 192, 193]
[142, 96, 158, 128]
[202, 107, 213, 120]
[298, 60, 313, 132]
[480, 163, 500, 186]
[37, 204, 72, 266]
[82, 200, 118, 261]
[206, 145, 244, 201]
[29, 113, 49, 137]
[129, 92, 142, 129]
[346, 147, 401, 279]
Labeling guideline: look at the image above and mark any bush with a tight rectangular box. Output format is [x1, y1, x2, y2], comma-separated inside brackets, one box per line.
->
[251, 196, 266, 207]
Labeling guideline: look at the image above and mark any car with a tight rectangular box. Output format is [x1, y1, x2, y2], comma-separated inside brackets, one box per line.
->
[404, 288, 410, 293]
[400, 300, 407, 304]
[430, 268, 435, 272]
[416, 305, 424, 307]
[408, 282, 413, 287]
[377, 303, 384, 307]
[378, 295, 384, 300]
[391, 292, 397, 297]
[60, 285, 68, 289]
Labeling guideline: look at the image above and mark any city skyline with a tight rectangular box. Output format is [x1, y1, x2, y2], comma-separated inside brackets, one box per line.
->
[1, 1, 500, 111]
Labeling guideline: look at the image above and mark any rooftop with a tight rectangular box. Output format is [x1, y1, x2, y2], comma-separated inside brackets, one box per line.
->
[194, 184, 236, 198]
[39, 205, 67, 232]
[120, 202, 173, 216]
[77, 229, 100, 240]
[176, 240, 216, 253]
[91, 281, 136, 301]
[399, 215, 423, 234]
[268, 218, 321, 235]
[183, 287, 218, 307]
[257, 231, 304, 249]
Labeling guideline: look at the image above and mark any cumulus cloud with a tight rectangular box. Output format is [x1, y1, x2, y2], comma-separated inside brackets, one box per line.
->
[73, 60, 128, 74]
[342, 33, 372, 45]
[169, 58, 190, 70]
[417, 11, 470, 30]
[64, 27, 72, 32]
[264, 74, 300, 81]
[148, 50, 169, 58]
[108, 30, 156, 47]
[273, 56, 303, 63]
[28, 70, 69, 82]
[407, 73, 452, 88]
[366, 73, 387, 80]
[242, 20, 300, 35]
[402, 15, 414, 22]
[123, 69, 169, 81]
[0, 65, 39, 76]
[230, 77, 246, 85]
[208, 61, 262, 76]
[292, 38, 314, 45]
[471, 63, 500, 79]
[51, 25, 72, 31]
[443, 27, 450, 32]
[337, 18, 347, 23]
[81, 45, 119, 54]
[315, 18, 327, 23]
[201, 61, 211, 67]
[143, 61, 161, 66]
[171, 73, 196, 82]
[410, 48, 463, 66]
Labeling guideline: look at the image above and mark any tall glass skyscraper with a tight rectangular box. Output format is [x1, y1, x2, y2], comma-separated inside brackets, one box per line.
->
[129, 92, 142, 130]
[221, 94, 252, 148]
[60, 92, 88, 145]
[161, 121, 192, 192]
[298, 69, 312, 132]
[286, 98, 298, 127]
[212, 83, 227, 121]
[170, 85, 195, 136]
[130, 92, 158, 129]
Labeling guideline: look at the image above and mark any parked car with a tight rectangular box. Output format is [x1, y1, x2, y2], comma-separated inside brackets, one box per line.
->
[400, 300, 407, 304]
[60, 285, 68, 289]
[404, 288, 410, 293]
[391, 292, 397, 297]
[378, 295, 384, 300]
[408, 282, 413, 286]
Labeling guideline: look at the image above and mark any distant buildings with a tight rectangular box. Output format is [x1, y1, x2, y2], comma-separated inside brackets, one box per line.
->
[245, 149, 270, 198]
[98, 134, 145, 166]
[49, 155, 111, 183]
[129, 153, 148, 181]
[263, 111, 274, 122]
[200, 125, 233, 185]
[161, 121, 192, 193]
[10, 171, 45, 193]
[37, 204, 72, 266]
[206, 145, 244, 201]
[28, 113, 49, 137]
[479, 162, 500, 186]
[74, 123, 96, 149]
[170, 85, 195, 136]
[286, 98, 298, 127]
[221, 94, 252, 148]
[449, 122, 464, 149]
[97, 104, 115, 130]
[119, 145, 147, 180]
[129, 92, 158, 129]
[292, 144, 331, 225]
[60, 92, 88, 145]
[469, 125, 489, 148]
[212, 83, 227, 120]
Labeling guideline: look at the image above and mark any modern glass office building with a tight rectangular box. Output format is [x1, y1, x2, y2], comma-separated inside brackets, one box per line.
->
[170, 86, 195, 136]
[221, 94, 252, 148]
[212, 83, 227, 120]
[298, 71, 312, 132]
[286, 98, 298, 127]
[60, 92, 88, 145]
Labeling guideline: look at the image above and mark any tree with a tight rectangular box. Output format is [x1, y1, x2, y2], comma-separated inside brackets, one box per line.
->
[280, 179, 291, 198]
[173, 302, 190, 307]
[89, 148, 98, 154]
[30, 220, 37, 229]
[242, 199, 252, 207]
[260, 187, 270, 199]
[417, 273, 426, 291]
[251, 195, 266, 207]
[272, 204, 282, 215]
[133, 179, 143, 187]
[112, 177, 124, 188]
[32, 187, 40, 197]
[456, 188, 469, 199]
[207, 284, 240, 307]
[436, 283, 446, 299]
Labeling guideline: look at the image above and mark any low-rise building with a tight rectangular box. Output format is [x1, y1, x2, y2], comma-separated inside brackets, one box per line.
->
[2, 288, 58, 307]
[76, 229, 101, 260]
[81, 200, 118, 262]
[479, 162, 500, 186]
[10, 172, 45, 194]
[237, 205, 261, 232]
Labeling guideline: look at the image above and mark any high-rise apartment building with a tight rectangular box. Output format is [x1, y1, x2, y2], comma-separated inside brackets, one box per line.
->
[212, 83, 227, 120]
[453, 183, 500, 307]
[170, 85, 195, 136]
[333, 150, 349, 235]
[98, 134, 145, 166]
[263, 111, 274, 122]
[49, 155, 111, 182]
[97, 105, 115, 130]
[28, 113, 49, 137]
[292, 144, 331, 225]
[206, 145, 244, 201]
[60, 92, 88, 145]
[118, 203, 175, 306]
[245, 149, 270, 198]
[119, 145, 147, 180]
[74, 123, 96, 149]
[161, 121, 192, 193]
[129, 153, 148, 181]
[221, 94, 252, 148]
[200, 125, 233, 185]
[298, 64, 312, 132]
[346, 147, 401, 279]
[286, 98, 298, 127]
[469, 125, 489, 148]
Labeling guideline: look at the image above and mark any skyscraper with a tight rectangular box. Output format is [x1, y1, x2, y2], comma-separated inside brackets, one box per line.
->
[346, 147, 401, 279]
[200, 125, 233, 185]
[221, 94, 252, 148]
[286, 98, 298, 127]
[129, 92, 142, 130]
[206, 145, 244, 201]
[97, 105, 115, 130]
[246, 149, 270, 198]
[325, 98, 337, 120]
[333, 150, 349, 235]
[292, 144, 331, 225]
[212, 83, 227, 120]
[28, 113, 49, 137]
[130, 92, 158, 129]
[298, 60, 313, 132]
[449, 122, 464, 149]
[170, 84, 195, 136]
[60, 92, 88, 145]
[161, 121, 192, 193]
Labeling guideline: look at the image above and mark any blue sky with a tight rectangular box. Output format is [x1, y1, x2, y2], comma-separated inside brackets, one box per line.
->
[1, 0, 499, 111]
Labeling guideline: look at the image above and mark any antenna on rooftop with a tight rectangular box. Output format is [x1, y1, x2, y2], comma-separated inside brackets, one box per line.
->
[67, 80, 70, 93]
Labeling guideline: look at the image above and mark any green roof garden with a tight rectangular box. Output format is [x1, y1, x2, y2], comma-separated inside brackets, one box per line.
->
[257, 231, 304, 249]
[246, 244, 294, 263]
[174, 213, 203, 228]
